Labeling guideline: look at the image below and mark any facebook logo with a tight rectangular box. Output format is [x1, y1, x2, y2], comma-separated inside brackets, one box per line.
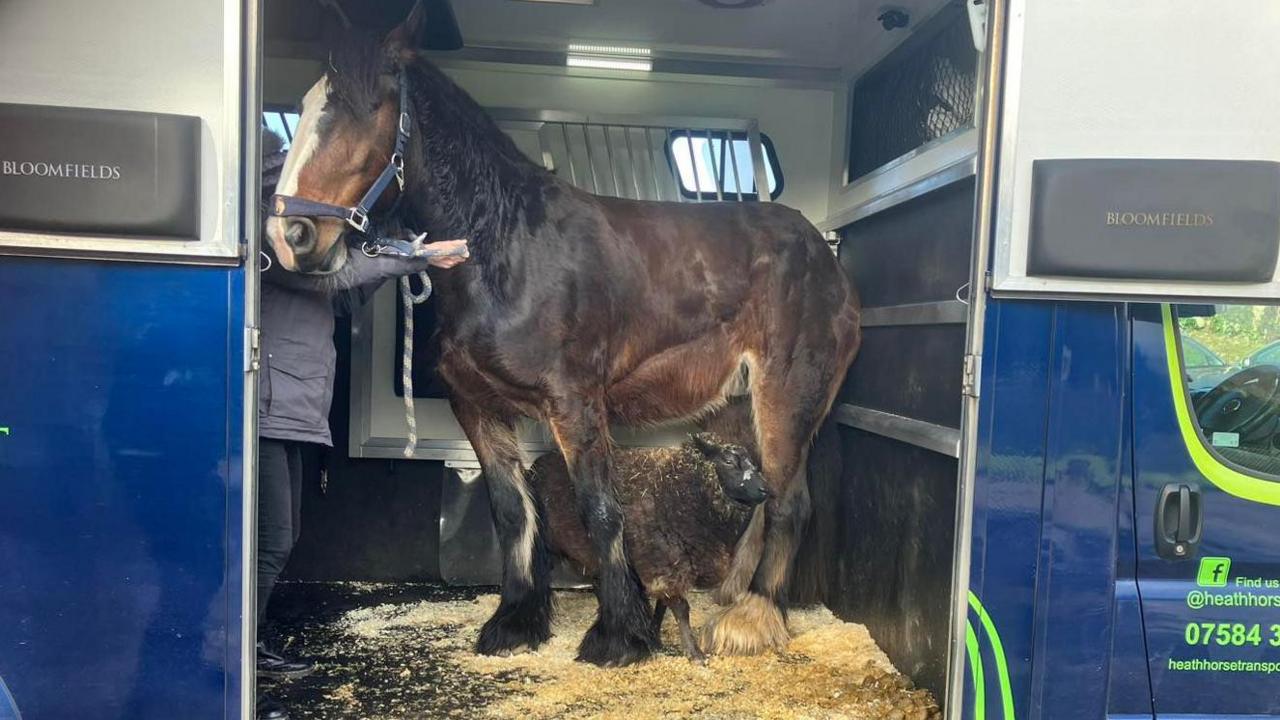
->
[1197, 557, 1232, 588]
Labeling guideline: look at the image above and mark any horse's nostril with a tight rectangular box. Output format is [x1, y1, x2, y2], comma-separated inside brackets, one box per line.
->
[285, 217, 317, 253]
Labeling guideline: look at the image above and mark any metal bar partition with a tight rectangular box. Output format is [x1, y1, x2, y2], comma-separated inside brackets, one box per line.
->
[486, 110, 766, 204]
[705, 128, 724, 201]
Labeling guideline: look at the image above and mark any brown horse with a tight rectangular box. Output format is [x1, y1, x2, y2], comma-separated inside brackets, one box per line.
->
[264, 3, 861, 666]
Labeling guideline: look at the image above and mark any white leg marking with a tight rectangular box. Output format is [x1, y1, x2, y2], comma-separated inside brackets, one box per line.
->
[511, 460, 539, 584]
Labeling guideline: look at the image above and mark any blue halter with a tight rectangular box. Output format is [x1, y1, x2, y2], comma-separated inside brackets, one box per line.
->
[270, 70, 411, 246]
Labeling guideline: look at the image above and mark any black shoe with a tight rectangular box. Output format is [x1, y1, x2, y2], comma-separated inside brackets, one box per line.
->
[257, 641, 316, 680]
[257, 692, 290, 720]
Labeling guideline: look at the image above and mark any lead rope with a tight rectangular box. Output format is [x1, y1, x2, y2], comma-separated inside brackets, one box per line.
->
[389, 233, 469, 458]
[399, 268, 432, 458]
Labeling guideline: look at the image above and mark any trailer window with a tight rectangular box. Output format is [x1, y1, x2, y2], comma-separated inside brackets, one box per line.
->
[1173, 303, 1280, 477]
[263, 111, 300, 150]
[667, 131, 782, 201]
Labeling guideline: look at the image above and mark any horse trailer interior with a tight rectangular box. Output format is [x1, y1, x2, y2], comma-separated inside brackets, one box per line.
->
[3, 0, 1280, 718]
[260, 0, 979, 716]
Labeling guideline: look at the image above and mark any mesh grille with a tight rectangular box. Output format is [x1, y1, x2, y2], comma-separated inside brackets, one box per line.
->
[847, 4, 978, 181]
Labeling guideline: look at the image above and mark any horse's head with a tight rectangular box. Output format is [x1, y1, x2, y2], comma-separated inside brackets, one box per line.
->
[265, 2, 427, 273]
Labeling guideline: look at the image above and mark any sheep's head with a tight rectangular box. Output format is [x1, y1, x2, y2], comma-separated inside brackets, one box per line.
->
[689, 432, 771, 505]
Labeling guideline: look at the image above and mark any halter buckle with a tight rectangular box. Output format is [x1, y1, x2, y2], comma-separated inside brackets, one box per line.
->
[347, 206, 370, 233]
[399, 112, 412, 138]
[392, 153, 405, 190]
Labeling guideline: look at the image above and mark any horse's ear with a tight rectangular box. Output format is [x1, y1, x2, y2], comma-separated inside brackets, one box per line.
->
[385, 0, 428, 57]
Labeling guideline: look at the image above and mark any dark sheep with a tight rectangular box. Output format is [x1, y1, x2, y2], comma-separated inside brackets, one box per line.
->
[528, 432, 770, 663]
[695, 394, 844, 608]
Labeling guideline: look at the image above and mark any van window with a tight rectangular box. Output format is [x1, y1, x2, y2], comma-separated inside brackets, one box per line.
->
[1175, 303, 1280, 477]
[667, 131, 782, 201]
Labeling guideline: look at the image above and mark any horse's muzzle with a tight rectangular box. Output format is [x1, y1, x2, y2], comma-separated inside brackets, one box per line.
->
[282, 216, 318, 256]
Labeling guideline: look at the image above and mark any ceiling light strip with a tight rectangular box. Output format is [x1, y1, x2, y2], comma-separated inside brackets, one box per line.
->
[566, 55, 653, 72]
[566, 43, 651, 57]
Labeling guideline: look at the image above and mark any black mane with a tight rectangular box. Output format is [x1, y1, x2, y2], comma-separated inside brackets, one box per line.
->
[326, 37, 554, 272]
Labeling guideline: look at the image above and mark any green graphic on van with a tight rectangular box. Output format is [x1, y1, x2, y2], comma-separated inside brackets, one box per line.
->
[965, 592, 1015, 720]
[1198, 557, 1232, 587]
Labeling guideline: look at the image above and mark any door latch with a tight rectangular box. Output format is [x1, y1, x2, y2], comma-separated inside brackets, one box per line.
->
[245, 326, 261, 374]
[1155, 483, 1204, 560]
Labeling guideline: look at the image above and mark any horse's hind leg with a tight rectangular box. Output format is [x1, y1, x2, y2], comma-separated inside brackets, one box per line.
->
[713, 506, 764, 605]
[547, 390, 657, 667]
[696, 396, 768, 606]
[702, 359, 837, 655]
[450, 398, 553, 655]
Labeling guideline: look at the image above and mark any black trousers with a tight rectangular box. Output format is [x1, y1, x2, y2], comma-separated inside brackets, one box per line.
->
[257, 438, 304, 628]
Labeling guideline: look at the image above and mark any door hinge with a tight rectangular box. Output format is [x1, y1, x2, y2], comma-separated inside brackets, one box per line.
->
[962, 353, 982, 398]
[245, 326, 261, 374]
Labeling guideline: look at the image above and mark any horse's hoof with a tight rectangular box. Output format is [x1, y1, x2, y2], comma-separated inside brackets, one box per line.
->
[476, 595, 553, 656]
[701, 592, 790, 656]
[575, 618, 656, 667]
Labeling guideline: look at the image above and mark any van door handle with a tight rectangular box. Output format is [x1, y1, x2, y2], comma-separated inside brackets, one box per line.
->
[1155, 483, 1204, 560]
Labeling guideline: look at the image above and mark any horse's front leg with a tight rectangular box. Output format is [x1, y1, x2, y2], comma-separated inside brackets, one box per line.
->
[547, 391, 657, 666]
[450, 397, 553, 655]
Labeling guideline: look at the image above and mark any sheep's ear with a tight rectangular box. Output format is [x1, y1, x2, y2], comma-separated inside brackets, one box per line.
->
[690, 432, 720, 457]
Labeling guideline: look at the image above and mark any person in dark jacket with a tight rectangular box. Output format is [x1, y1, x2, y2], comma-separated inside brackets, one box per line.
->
[254, 129, 469, 720]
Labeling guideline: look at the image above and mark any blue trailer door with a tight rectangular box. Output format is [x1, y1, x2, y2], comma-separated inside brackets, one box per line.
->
[0, 261, 248, 718]
[0, 1, 254, 717]
[1131, 303, 1280, 717]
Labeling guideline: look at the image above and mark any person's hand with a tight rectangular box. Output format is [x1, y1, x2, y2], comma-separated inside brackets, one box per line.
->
[422, 239, 470, 269]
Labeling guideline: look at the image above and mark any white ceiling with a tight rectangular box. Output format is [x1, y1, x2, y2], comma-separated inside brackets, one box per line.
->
[448, 0, 950, 75]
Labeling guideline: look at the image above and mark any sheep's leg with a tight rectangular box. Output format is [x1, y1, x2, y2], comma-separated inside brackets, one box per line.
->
[651, 600, 668, 639]
[670, 597, 707, 665]
[450, 398, 552, 655]
[547, 389, 656, 666]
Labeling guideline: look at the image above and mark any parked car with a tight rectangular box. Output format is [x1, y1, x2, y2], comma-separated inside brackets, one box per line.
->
[1243, 340, 1280, 369]
[1182, 335, 1233, 391]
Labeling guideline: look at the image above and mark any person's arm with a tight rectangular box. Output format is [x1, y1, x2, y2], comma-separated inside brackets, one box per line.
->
[262, 238, 469, 295]
[262, 247, 426, 294]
